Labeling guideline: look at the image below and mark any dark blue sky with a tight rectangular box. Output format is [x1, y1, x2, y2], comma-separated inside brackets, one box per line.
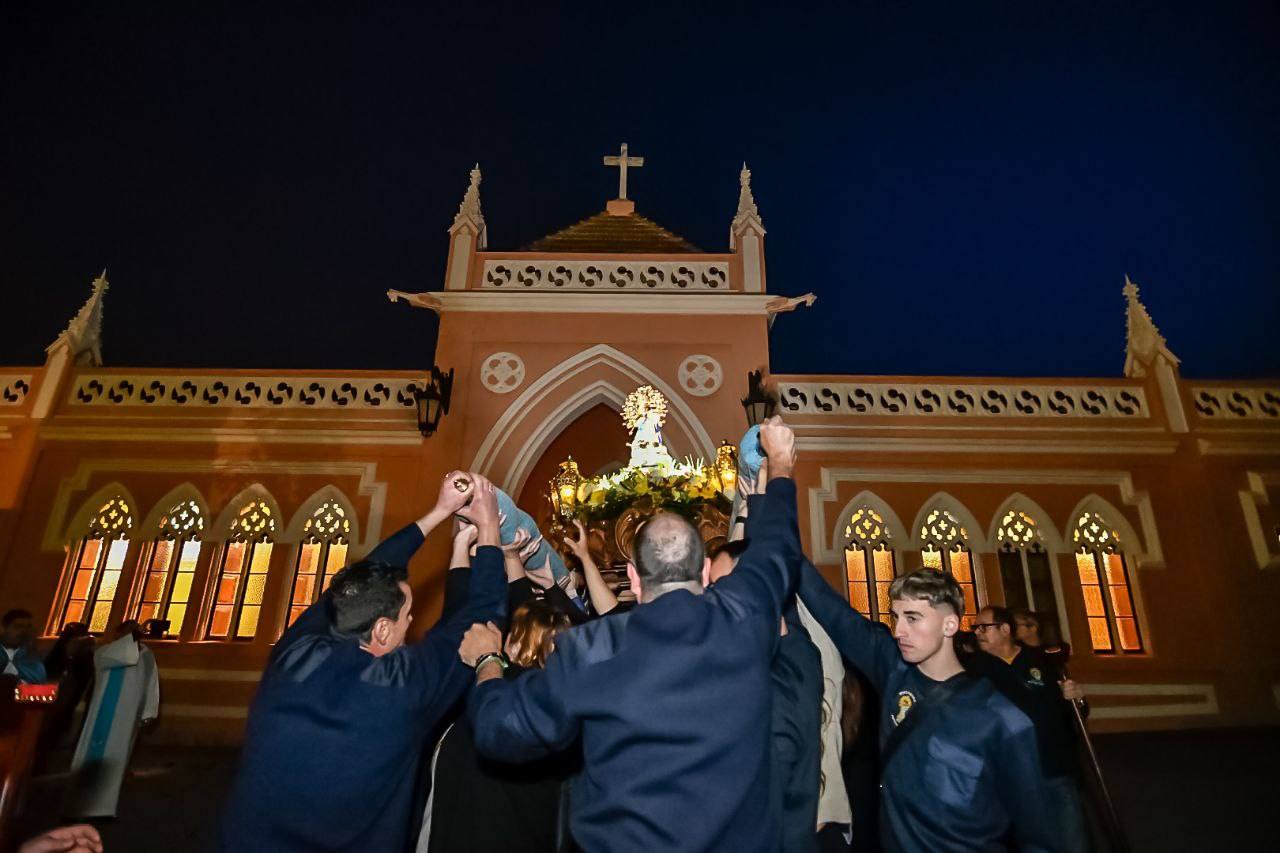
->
[3, 1, 1277, 378]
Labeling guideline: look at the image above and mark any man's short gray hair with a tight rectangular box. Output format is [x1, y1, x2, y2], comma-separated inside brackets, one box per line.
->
[633, 512, 704, 586]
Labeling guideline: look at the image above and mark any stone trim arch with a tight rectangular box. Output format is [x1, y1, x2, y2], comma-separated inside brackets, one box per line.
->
[138, 483, 212, 539]
[62, 481, 139, 543]
[282, 485, 362, 549]
[1064, 494, 1146, 556]
[986, 492, 1065, 553]
[908, 492, 990, 552]
[471, 344, 716, 494]
[830, 490, 909, 557]
[209, 484, 284, 543]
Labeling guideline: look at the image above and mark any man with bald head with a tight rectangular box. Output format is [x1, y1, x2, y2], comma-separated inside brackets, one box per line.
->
[467, 417, 803, 852]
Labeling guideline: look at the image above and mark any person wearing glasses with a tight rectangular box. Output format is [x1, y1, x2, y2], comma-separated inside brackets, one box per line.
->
[973, 605, 1088, 852]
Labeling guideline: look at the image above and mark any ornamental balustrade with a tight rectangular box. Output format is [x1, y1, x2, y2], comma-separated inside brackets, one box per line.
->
[67, 375, 423, 409]
[1, 374, 32, 405]
[1191, 386, 1280, 420]
[776, 381, 1149, 419]
[480, 259, 730, 291]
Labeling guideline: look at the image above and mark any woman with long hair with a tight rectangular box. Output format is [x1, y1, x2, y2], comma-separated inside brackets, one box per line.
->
[420, 598, 577, 853]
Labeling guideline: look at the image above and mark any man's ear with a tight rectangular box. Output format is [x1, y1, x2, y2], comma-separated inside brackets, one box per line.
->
[626, 562, 642, 604]
[942, 612, 961, 638]
[702, 557, 712, 588]
[369, 616, 392, 649]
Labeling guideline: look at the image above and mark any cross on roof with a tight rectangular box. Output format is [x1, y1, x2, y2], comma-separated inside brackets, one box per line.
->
[603, 143, 644, 200]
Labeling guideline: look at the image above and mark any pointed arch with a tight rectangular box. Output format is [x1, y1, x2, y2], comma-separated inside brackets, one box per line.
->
[471, 344, 716, 494]
[987, 492, 1064, 552]
[139, 483, 211, 538]
[62, 481, 139, 543]
[1064, 494, 1145, 556]
[831, 490, 908, 555]
[132, 483, 210, 638]
[987, 492, 1071, 644]
[210, 484, 284, 543]
[52, 482, 139, 634]
[1065, 493, 1149, 654]
[908, 492, 989, 551]
[833, 490, 906, 626]
[283, 485, 361, 547]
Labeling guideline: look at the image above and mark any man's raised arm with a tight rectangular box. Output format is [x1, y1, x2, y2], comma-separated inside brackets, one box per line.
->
[796, 558, 899, 692]
[713, 417, 801, 623]
[275, 471, 475, 656]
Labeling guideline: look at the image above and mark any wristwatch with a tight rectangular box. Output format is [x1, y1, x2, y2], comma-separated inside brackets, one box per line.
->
[474, 651, 509, 674]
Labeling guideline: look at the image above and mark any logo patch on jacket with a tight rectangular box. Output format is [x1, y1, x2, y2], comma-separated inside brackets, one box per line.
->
[892, 690, 917, 726]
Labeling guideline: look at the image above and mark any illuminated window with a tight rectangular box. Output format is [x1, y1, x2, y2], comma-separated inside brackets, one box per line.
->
[1072, 511, 1143, 654]
[59, 496, 134, 633]
[135, 499, 204, 638]
[919, 507, 978, 628]
[207, 500, 276, 640]
[995, 509, 1061, 622]
[287, 500, 351, 625]
[842, 507, 896, 626]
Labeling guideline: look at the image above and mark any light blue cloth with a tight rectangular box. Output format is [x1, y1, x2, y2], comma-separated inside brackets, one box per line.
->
[738, 425, 766, 483]
[495, 488, 570, 583]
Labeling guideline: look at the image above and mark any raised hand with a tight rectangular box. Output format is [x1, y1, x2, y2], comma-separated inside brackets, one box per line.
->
[757, 416, 796, 478]
[435, 470, 475, 517]
[526, 553, 555, 590]
[458, 621, 503, 667]
[457, 473, 500, 545]
[564, 519, 592, 562]
[499, 528, 532, 556]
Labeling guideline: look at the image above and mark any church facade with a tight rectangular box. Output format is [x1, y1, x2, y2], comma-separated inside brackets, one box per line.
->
[2, 152, 1278, 743]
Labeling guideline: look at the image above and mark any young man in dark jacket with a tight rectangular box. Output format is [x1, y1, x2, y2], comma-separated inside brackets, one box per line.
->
[466, 417, 802, 852]
[798, 564, 1057, 852]
[217, 472, 506, 853]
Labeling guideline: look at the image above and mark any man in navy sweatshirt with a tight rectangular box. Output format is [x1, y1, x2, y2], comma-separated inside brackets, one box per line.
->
[217, 472, 506, 853]
[797, 564, 1057, 852]
[466, 417, 802, 852]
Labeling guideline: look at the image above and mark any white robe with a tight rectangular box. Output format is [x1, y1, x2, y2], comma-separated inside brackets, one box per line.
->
[64, 635, 160, 818]
[797, 599, 854, 833]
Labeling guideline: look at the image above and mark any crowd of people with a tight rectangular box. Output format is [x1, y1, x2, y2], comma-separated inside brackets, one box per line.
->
[2, 608, 160, 853]
[213, 416, 1098, 852]
[4, 417, 1099, 852]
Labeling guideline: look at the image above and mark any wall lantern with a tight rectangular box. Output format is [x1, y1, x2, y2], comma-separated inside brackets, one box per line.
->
[741, 369, 777, 427]
[715, 441, 738, 497]
[414, 366, 454, 437]
[550, 456, 583, 519]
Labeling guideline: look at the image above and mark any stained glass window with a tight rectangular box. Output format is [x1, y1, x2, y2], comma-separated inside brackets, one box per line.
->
[1072, 510, 1143, 653]
[59, 496, 134, 633]
[287, 500, 351, 626]
[843, 507, 896, 626]
[207, 500, 276, 640]
[919, 507, 979, 629]
[135, 499, 204, 637]
[995, 509, 1062, 628]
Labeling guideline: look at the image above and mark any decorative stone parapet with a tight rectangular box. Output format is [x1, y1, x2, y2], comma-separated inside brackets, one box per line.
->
[1, 374, 32, 405]
[67, 375, 422, 409]
[1191, 386, 1280, 420]
[481, 259, 730, 291]
[777, 380, 1149, 419]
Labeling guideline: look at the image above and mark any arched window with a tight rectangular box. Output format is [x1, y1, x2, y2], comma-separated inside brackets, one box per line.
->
[919, 508, 978, 628]
[135, 499, 204, 637]
[1072, 511, 1143, 653]
[995, 509, 1060, 617]
[207, 500, 276, 640]
[843, 507, 896, 626]
[59, 496, 134, 633]
[287, 500, 351, 625]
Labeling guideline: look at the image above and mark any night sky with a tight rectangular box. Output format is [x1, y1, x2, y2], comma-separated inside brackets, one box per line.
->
[3, 2, 1277, 379]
